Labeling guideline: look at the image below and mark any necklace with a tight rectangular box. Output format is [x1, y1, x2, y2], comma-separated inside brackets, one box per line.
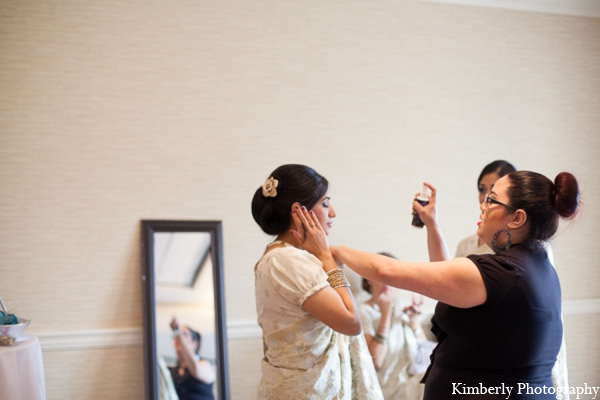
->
[266, 239, 290, 248]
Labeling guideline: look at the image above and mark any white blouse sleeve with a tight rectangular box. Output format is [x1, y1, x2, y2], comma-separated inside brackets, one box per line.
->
[269, 247, 329, 306]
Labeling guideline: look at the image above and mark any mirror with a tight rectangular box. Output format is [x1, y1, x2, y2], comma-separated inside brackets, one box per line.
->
[142, 220, 230, 400]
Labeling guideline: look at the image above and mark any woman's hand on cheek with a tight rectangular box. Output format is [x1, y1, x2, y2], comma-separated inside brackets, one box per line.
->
[290, 205, 306, 249]
[291, 205, 331, 260]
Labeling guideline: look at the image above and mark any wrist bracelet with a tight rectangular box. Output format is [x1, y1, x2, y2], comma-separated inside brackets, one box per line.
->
[373, 332, 388, 344]
[327, 269, 350, 289]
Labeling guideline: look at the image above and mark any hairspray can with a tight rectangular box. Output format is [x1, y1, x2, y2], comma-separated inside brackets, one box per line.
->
[411, 184, 430, 228]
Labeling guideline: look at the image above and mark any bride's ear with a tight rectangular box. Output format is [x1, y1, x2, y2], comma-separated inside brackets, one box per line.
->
[290, 202, 302, 213]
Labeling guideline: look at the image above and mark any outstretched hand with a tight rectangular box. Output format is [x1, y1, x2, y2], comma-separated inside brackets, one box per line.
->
[412, 182, 438, 227]
[373, 290, 394, 316]
[290, 205, 331, 261]
[403, 293, 424, 331]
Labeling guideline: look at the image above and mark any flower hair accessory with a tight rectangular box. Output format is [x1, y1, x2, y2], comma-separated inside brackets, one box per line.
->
[262, 177, 279, 198]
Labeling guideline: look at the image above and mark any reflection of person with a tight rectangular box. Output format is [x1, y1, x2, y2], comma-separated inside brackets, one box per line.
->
[252, 164, 383, 400]
[359, 253, 436, 400]
[305, 170, 580, 399]
[441, 160, 570, 397]
[169, 318, 216, 400]
[455, 160, 517, 257]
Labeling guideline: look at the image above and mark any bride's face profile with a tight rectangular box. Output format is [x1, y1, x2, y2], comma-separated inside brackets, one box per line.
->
[310, 190, 336, 235]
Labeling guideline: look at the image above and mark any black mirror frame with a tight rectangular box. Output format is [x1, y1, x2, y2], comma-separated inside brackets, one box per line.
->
[141, 220, 230, 400]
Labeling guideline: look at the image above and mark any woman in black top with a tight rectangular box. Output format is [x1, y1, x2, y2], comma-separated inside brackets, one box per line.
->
[293, 170, 580, 399]
[169, 318, 216, 400]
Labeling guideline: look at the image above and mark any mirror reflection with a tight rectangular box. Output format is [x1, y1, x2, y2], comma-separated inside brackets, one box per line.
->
[142, 220, 230, 400]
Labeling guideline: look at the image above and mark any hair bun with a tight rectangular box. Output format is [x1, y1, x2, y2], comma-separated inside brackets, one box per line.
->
[251, 187, 284, 235]
[554, 172, 580, 219]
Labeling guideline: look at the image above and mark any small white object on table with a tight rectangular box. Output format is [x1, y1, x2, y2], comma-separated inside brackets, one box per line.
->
[0, 332, 46, 400]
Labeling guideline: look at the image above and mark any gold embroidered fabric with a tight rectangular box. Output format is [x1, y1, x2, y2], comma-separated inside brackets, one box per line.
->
[255, 245, 383, 399]
[258, 317, 383, 400]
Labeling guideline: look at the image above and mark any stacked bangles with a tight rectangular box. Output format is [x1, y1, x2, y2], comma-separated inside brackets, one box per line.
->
[327, 269, 350, 289]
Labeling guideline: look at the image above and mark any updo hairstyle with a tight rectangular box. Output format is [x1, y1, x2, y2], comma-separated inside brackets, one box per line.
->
[477, 160, 517, 187]
[506, 171, 580, 244]
[252, 164, 328, 236]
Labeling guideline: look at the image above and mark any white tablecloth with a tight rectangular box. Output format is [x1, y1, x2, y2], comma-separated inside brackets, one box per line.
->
[0, 332, 46, 400]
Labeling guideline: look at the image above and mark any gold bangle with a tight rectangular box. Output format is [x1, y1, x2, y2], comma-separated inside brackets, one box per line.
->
[331, 280, 350, 289]
[327, 269, 350, 289]
[326, 269, 343, 283]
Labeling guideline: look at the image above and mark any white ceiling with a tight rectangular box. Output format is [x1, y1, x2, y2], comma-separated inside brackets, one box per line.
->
[418, 0, 600, 18]
[154, 232, 211, 287]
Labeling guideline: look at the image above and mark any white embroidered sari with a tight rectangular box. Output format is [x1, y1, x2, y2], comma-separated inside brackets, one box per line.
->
[255, 245, 383, 400]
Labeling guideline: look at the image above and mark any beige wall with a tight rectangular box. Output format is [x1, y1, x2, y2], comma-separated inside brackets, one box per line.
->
[1, 1, 599, 399]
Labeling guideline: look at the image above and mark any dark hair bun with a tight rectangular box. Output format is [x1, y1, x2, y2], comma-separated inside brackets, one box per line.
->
[251, 164, 329, 236]
[251, 187, 287, 235]
[554, 172, 580, 219]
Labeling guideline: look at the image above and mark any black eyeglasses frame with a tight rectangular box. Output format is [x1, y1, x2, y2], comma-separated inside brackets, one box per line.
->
[483, 194, 516, 212]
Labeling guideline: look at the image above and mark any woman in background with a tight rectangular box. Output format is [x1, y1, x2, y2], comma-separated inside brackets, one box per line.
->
[455, 160, 517, 257]
[359, 252, 436, 399]
[301, 170, 580, 399]
[252, 164, 383, 400]
[169, 318, 216, 400]
[416, 160, 569, 397]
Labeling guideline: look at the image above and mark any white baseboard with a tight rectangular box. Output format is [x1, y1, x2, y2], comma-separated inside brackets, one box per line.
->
[35, 298, 600, 350]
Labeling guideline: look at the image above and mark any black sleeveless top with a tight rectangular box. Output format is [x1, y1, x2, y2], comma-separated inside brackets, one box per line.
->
[169, 365, 215, 400]
[422, 244, 562, 399]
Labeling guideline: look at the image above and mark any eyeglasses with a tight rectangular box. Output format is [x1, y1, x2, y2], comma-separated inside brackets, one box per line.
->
[483, 194, 516, 212]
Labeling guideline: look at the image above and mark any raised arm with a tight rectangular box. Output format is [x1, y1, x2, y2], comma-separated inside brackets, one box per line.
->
[292, 206, 361, 336]
[193, 359, 216, 384]
[302, 280, 361, 336]
[173, 329, 216, 384]
[363, 293, 393, 370]
[331, 247, 487, 309]
[412, 183, 451, 262]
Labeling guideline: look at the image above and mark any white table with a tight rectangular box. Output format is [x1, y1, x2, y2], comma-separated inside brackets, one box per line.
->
[0, 332, 46, 400]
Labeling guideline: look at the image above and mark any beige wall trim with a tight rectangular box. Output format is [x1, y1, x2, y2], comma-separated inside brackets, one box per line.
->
[562, 298, 600, 316]
[35, 299, 600, 350]
[226, 321, 263, 340]
[38, 328, 144, 351]
[418, 0, 600, 18]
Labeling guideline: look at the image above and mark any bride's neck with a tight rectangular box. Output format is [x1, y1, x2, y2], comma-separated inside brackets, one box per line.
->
[276, 231, 297, 247]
